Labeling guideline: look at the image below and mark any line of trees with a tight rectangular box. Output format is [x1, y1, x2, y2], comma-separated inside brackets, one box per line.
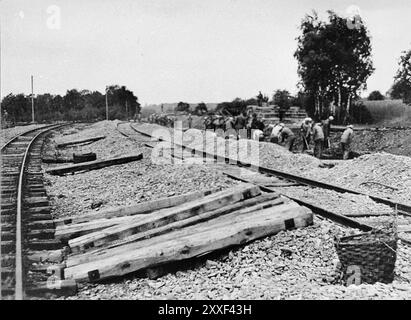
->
[1, 85, 140, 124]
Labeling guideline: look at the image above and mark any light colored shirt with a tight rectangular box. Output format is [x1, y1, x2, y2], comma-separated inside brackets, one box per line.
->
[312, 124, 324, 141]
[341, 128, 354, 144]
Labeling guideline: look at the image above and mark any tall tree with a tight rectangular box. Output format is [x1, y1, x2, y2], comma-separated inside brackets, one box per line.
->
[273, 90, 292, 109]
[390, 49, 411, 104]
[194, 102, 208, 115]
[295, 11, 374, 123]
[176, 101, 190, 112]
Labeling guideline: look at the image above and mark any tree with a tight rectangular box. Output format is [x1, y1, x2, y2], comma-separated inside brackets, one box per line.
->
[1, 85, 140, 123]
[106, 85, 140, 118]
[390, 49, 411, 104]
[176, 101, 190, 112]
[295, 11, 374, 123]
[367, 90, 385, 101]
[194, 102, 208, 115]
[215, 97, 258, 116]
[273, 90, 292, 109]
[1, 93, 31, 123]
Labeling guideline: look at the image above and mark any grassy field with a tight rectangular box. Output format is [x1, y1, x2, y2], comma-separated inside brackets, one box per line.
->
[363, 99, 411, 126]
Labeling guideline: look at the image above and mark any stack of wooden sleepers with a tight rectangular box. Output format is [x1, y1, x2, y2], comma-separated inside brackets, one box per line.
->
[57, 183, 313, 283]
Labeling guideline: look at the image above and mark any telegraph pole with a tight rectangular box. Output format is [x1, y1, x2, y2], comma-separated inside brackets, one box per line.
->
[31, 75, 35, 123]
[105, 86, 109, 120]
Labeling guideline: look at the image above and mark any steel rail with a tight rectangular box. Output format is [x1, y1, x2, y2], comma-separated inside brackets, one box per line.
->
[1, 124, 57, 151]
[129, 123, 411, 216]
[0, 124, 66, 299]
[14, 124, 66, 299]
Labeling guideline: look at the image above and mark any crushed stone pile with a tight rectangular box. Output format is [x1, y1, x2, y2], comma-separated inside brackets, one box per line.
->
[0, 124, 47, 145]
[43, 121, 238, 218]
[275, 186, 394, 217]
[306, 153, 411, 204]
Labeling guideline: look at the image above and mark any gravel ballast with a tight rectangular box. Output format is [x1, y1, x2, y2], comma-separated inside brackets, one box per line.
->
[40, 121, 411, 300]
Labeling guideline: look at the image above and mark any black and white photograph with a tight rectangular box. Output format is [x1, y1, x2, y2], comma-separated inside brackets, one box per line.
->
[0, 0, 410, 304]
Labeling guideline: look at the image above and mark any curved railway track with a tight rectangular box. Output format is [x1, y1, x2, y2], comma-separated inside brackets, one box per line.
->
[115, 122, 411, 239]
[1, 124, 76, 300]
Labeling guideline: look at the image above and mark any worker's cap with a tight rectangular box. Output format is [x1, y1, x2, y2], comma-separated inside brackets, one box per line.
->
[279, 123, 285, 127]
[329, 116, 334, 121]
[347, 124, 354, 129]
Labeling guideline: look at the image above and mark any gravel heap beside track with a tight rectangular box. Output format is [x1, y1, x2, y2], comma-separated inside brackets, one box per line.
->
[275, 186, 394, 217]
[43, 121, 238, 218]
[137, 123, 411, 204]
[0, 124, 47, 146]
[40, 121, 410, 300]
[305, 153, 411, 204]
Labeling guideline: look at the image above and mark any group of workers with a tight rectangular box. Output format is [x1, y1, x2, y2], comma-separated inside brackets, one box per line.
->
[148, 113, 176, 126]
[288, 116, 354, 160]
[203, 113, 355, 160]
[149, 111, 355, 160]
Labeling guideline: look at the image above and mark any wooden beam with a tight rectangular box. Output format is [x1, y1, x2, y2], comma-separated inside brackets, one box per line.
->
[42, 158, 73, 164]
[68, 183, 261, 254]
[64, 201, 313, 282]
[56, 136, 106, 148]
[45, 153, 143, 176]
[55, 215, 140, 242]
[66, 193, 282, 267]
[53, 189, 220, 227]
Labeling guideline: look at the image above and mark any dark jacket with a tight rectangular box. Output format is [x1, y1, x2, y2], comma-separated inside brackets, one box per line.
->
[235, 114, 247, 130]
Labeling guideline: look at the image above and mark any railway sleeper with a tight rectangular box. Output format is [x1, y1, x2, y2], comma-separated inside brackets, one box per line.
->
[1, 240, 15, 252]
[26, 279, 78, 297]
[1, 254, 15, 267]
[24, 197, 49, 207]
[27, 191, 47, 198]
[1, 203, 17, 210]
[1, 190, 17, 196]
[28, 239, 63, 251]
[30, 214, 53, 221]
[28, 220, 55, 229]
[1, 267, 15, 280]
[1, 231, 16, 241]
[1, 214, 16, 224]
[27, 229, 55, 240]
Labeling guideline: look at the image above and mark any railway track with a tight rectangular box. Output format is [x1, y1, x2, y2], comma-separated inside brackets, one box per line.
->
[116, 122, 411, 237]
[1, 124, 76, 300]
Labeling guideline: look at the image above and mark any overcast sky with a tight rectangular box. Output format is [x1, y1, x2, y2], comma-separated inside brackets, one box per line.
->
[1, 0, 410, 104]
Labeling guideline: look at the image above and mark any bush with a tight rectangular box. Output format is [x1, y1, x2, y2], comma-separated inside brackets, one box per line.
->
[350, 100, 374, 124]
[368, 91, 385, 101]
[362, 99, 411, 125]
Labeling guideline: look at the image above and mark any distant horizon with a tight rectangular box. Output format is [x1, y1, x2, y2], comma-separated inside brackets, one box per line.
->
[2, 0, 410, 105]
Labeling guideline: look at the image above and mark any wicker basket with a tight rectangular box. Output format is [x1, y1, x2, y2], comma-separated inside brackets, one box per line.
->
[334, 226, 398, 285]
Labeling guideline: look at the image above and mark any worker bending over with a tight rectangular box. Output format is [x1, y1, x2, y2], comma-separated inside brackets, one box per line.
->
[312, 122, 325, 159]
[341, 125, 354, 160]
[278, 123, 295, 151]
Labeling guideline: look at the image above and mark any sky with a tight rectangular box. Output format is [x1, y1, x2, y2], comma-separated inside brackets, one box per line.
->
[1, 0, 411, 105]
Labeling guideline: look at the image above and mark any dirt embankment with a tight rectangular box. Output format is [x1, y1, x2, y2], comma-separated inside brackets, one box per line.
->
[329, 129, 411, 157]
